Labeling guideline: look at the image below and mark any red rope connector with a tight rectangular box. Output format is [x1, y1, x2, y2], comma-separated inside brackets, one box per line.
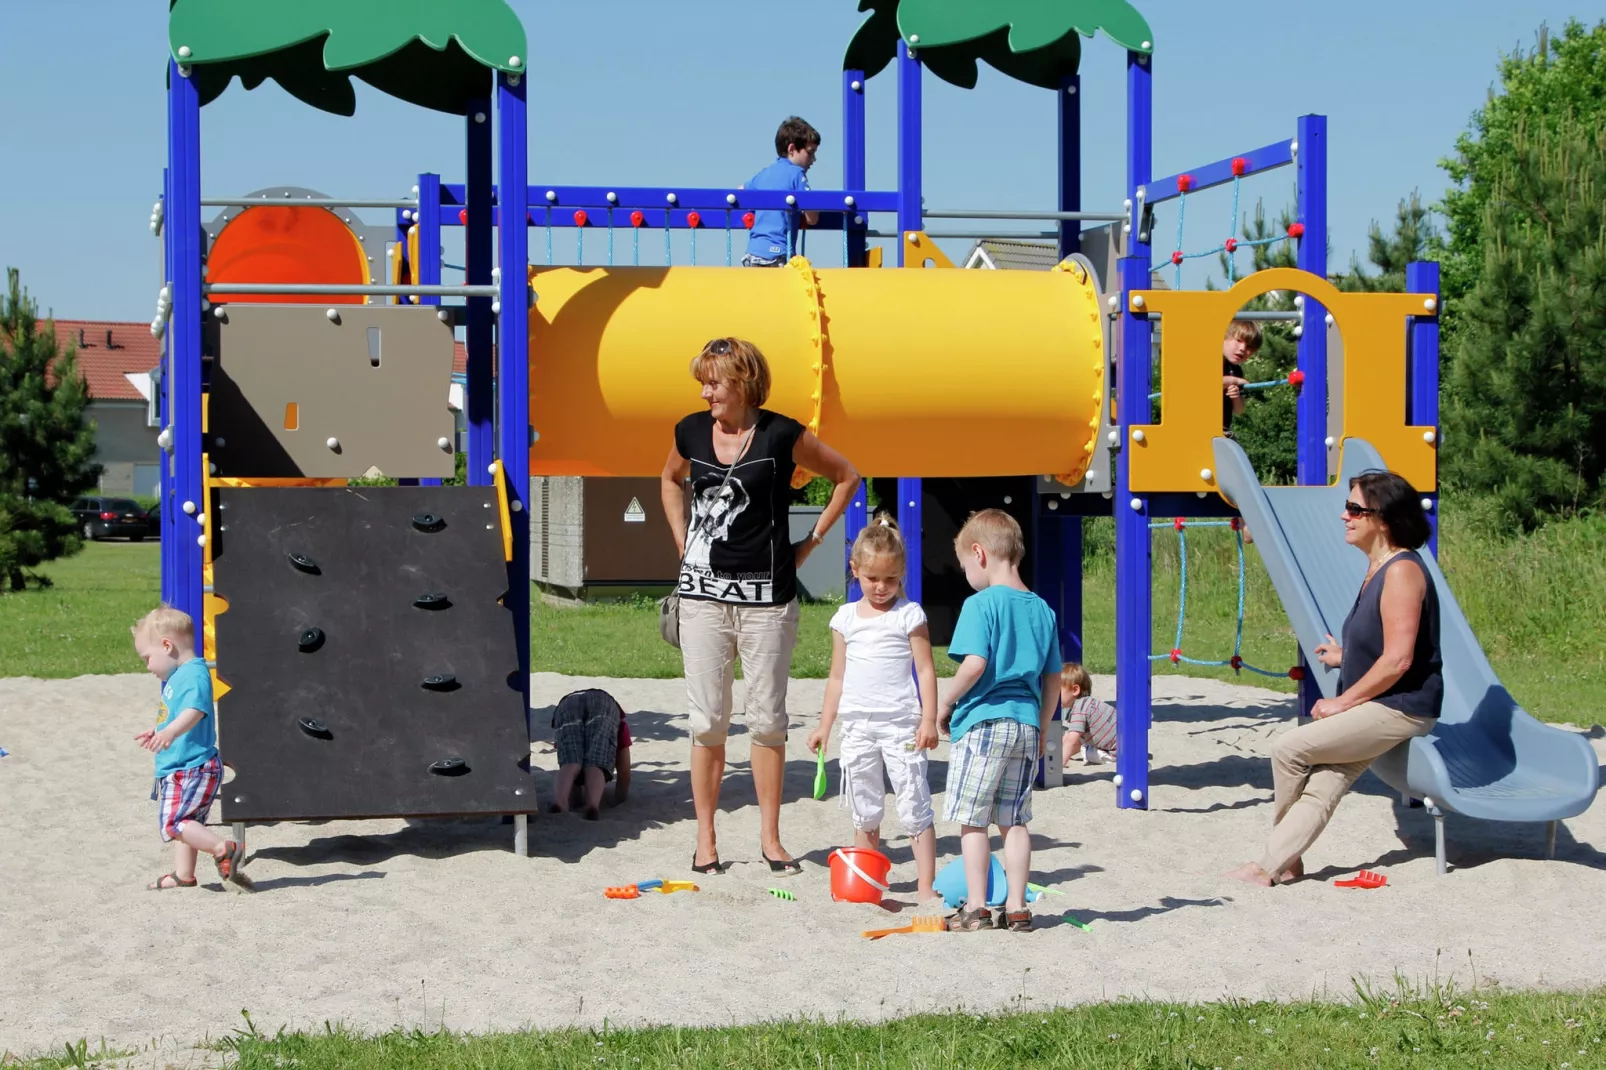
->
[1169, 648, 1182, 664]
[1231, 157, 1249, 176]
[630, 210, 645, 227]
[458, 209, 468, 225]
[1173, 517, 1186, 531]
[1287, 370, 1306, 388]
[686, 211, 702, 228]
[1288, 665, 1305, 681]
[1288, 222, 1306, 239]
[1177, 174, 1194, 193]
[573, 210, 588, 227]
[1230, 516, 1243, 531]
[1224, 237, 1238, 253]
[742, 211, 756, 229]
[1171, 250, 1185, 265]
[1230, 655, 1243, 672]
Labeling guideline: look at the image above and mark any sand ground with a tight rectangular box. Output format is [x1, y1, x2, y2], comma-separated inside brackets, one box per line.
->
[1, 672, 1603, 1063]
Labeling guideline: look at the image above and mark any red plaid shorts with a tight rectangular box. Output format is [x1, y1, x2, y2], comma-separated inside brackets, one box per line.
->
[156, 754, 222, 842]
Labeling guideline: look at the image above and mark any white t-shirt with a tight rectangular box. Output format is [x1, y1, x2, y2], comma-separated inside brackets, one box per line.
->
[829, 598, 928, 721]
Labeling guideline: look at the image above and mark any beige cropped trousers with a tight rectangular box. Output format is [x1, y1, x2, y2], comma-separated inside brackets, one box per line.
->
[679, 598, 799, 748]
[1259, 701, 1435, 879]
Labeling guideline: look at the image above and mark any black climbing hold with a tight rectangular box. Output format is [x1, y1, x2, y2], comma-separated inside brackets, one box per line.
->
[413, 592, 451, 610]
[298, 717, 333, 740]
[287, 552, 321, 574]
[429, 758, 469, 777]
[420, 673, 459, 692]
[297, 627, 326, 653]
[412, 513, 446, 533]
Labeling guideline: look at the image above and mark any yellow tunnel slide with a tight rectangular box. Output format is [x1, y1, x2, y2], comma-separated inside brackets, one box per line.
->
[527, 258, 1106, 484]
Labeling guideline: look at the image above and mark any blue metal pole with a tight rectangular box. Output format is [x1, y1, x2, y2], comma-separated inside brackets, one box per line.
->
[159, 169, 174, 607]
[1406, 260, 1440, 554]
[498, 72, 532, 724]
[896, 39, 924, 603]
[465, 98, 495, 487]
[1115, 49, 1154, 810]
[167, 59, 204, 647]
[1055, 71, 1084, 663]
[1295, 113, 1329, 717]
[843, 67, 869, 600]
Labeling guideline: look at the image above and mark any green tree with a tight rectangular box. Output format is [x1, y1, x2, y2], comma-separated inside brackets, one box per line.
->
[1444, 118, 1606, 528]
[1440, 20, 1606, 324]
[0, 269, 102, 590]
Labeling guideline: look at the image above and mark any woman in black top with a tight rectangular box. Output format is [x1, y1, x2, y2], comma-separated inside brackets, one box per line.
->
[1227, 471, 1442, 887]
[660, 337, 859, 876]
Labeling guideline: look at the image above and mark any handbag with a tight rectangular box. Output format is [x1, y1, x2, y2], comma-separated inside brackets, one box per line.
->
[659, 424, 755, 649]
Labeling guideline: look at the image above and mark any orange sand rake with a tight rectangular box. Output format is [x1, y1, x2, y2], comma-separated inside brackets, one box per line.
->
[1333, 869, 1388, 889]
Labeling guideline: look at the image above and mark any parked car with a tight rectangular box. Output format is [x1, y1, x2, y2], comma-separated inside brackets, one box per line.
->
[70, 497, 153, 541]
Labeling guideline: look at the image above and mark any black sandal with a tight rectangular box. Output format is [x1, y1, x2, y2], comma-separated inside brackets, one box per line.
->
[762, 850, 802, 877]
[692, 852, 724, 875]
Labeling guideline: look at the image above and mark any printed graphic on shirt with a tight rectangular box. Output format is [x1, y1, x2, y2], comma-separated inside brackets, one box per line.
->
[679, 458, 775, 604]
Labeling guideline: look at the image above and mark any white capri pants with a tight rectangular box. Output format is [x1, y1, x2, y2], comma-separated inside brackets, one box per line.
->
[838, 717, 934, 835]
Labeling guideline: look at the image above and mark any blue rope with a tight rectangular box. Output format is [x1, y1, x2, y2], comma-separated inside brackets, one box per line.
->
[1233, 523, 1247, 659]
[1148, 376, 1292, 402]
[1226, 175, 1242, 283]
[690, 224, 697, 267]
[633, 224, 640, 266]
[726, 210, 733, 266]
[1173, 189, 1187, 287]
[1175, 526, 1189, 652]
[576, 223, 584, 266]
[665, 210, 672, 265]
[1146, 520, 1293, 679]
[544, 208, 553, 266]
[607, 210, 614, 267]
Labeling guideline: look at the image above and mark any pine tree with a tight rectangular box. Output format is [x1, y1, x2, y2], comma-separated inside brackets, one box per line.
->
[1440, 20, 1606, 330]
[0, 268, 102, 590]
[1444, 118, 1606, 528]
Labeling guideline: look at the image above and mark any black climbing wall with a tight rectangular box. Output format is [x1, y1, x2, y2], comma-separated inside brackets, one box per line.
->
[920, 477, 1038, 647]
[211, 486, 533, 822]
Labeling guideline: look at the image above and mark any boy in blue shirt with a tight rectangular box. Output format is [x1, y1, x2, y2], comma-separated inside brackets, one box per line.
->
[742, 116, 821, 266]
[937, 510, 1061, 932]
[132, 606, 246, 889]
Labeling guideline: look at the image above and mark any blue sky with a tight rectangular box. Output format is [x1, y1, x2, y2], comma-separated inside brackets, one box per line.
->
[0, 0, 1591, 321]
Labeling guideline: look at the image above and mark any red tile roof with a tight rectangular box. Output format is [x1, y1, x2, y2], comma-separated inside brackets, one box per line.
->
[47, 321, 159, 402]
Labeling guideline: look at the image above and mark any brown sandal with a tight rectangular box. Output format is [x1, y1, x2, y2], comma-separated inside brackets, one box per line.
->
[997, 908, 1033, 932]
[945, 906, 993, 932]
[148, 872, 198, 890]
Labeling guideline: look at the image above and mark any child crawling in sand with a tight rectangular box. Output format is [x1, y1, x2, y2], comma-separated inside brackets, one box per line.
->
[131, 607, 246, 890]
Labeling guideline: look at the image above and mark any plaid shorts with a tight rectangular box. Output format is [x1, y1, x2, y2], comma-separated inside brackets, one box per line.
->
[156, 754, 222, 842]
[943, 719, 1038, 828]
[553, 689, 622, 772]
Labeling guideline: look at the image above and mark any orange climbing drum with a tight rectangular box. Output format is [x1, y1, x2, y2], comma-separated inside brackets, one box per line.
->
[526, 257, 1107, 483]
[207, 205, 370, 305]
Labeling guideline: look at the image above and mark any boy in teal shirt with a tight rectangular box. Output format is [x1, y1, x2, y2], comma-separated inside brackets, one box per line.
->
[937, 510, 1060, 932]
[132, 606, 246, 890]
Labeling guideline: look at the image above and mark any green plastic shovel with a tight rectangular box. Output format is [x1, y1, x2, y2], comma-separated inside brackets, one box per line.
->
[813, 747, 828, 800]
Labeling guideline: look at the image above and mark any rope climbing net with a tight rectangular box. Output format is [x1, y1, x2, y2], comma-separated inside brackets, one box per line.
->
[1148, 517, 1303, 682]
[1167, 157, 1306, 287]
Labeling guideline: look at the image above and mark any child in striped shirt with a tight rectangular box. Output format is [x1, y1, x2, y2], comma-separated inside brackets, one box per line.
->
[1059, 662, 1118, 767]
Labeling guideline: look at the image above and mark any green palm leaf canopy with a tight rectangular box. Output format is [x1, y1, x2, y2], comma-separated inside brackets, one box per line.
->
[168, 0, 529, 116]
[844, 0, 1153, 90]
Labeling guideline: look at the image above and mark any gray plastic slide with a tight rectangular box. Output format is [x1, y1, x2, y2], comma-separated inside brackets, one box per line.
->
[1212, 436, 1599, 872]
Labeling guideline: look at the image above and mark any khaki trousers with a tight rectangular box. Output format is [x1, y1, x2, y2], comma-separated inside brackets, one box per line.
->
[679, 598, 799, 748]
[1259, 701, 1434, 878]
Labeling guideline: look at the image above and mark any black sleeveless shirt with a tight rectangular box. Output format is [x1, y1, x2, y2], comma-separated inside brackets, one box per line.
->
[1338, 550, 1443, 718]
[674, 409, 804, 607]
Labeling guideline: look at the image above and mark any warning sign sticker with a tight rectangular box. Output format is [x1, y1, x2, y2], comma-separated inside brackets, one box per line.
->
[623, 497, 646, 523]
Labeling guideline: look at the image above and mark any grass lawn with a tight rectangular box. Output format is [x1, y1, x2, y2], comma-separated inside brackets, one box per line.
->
[6, 508, 1605, 726]
[23, 986, 1606, 1069]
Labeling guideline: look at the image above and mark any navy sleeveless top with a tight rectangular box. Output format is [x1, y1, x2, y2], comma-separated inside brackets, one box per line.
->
[1339, 550, 1443, 718]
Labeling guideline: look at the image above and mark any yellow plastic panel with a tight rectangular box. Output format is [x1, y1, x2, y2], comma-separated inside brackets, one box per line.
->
[527, 258, 1105, 484]
[1128, 268, 1437, 493]
[902, 231, 956, 268]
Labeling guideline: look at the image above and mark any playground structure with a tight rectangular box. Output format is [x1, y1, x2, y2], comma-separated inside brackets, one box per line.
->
[153, 1, 1595, 861]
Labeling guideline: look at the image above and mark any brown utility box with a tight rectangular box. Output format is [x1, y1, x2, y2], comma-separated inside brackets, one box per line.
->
[531, 477, 680, 596]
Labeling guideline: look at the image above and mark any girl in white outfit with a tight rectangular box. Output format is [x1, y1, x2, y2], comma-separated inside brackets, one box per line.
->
[807, 517, 940, 900]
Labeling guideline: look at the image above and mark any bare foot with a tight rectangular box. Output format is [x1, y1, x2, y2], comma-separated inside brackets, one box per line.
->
[1279, 859, 1305, 883]
[583, 806, 600, 821]
[1224, 862, 1274, 887]
[916, 889, 946, 904]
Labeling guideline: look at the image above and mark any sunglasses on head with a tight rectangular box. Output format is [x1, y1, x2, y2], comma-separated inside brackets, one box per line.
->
[703, 338, 733, 356]
[1343, 500, 1378, 517]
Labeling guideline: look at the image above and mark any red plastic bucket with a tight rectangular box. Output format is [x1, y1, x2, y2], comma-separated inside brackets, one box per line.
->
[830, 847, 891, 904]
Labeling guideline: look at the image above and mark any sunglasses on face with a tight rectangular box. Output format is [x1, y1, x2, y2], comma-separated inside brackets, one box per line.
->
[1343, 500, 1379, 518]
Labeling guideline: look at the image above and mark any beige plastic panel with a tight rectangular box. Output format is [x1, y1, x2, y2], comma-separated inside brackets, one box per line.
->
[208, 305, 456, 479]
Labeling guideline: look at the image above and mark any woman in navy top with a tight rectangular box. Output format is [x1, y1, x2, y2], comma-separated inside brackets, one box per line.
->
[1228, 471, 1442, 887]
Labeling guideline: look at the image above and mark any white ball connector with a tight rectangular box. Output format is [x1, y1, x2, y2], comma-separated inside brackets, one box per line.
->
[844, 195, 856, 207]
[1108, 430, 1120, 447]
[1130, 788, 1144, 803]
[1113, 773, 1124, 787]
[1423, 430, 1437, 444]
[1084, 471, 1097, 484]
[196, 535, 206, 547]
[1129, 497, 1143, 512]
[214, 436, 226, 448]
[1002, 495, 1013, 505]
[1200, 468, 1213, 482]
[850, 80, 862, 91]
[510, 500, 524, 512]
[1325, 436, 1335, 448]
[726, 193, 738, 205]
[437, 310, 450, 323]
[326, 437, 340, 450]
[437, 437, 451, 450]
[326, 309, 340, 323]
[1131, 428, 1146, 443]
[1130, 294, 1146, 310]
[1424, 297, 1438, 312]
[545, 190, 557, 202]
[667, 193, 678, 205]
[1421, 498, 1435, 512]
[1294, 295, 1305, 309]
[785, 194, 796, 206]
[1325, 313, 1335, 327]
[182, 500, 197, 516]
[1047, 500, 1059, 511]
[177, 45, 192, 58]
[1106, 294, 1119, 311]
[606, 191, 618, 204]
